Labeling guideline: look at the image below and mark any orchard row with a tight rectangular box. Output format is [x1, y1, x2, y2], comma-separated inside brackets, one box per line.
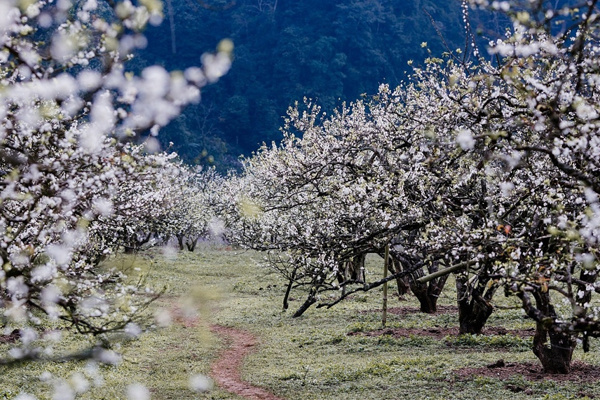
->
[219, 0, 600, 374]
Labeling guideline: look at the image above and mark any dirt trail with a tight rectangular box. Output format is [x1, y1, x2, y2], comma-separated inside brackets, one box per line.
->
[210, 325, 284, 400]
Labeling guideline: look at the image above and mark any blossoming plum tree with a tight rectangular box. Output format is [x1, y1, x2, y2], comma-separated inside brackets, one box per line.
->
[457, 0, 600, 373]
[410, 0, 600, 374]
[169, 166, 222, 251]
[0, 0, 230, 368]
[235, 86, 489, 318]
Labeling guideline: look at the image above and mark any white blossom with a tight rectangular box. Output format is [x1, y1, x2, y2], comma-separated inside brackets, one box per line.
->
[189, 374, 213, 392]
[126, 383, 150, 400]
[456, 129, 475, 150]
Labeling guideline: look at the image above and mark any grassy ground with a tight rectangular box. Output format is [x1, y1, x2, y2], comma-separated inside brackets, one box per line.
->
[1, 245, 599, 399]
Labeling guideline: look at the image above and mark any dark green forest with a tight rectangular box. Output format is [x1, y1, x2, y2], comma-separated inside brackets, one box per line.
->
[138, 0, 495, 169]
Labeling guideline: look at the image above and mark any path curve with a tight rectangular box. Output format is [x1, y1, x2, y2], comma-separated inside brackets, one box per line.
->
[210, 325, 284, 400]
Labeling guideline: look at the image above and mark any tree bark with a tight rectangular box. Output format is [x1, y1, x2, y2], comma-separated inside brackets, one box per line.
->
[186, 236, 198, 252]
[387, 257, 410, 297]
[292, 288, 316, 318]
[457, 294, 494, 334]
[389, 253, 446, 313]
[533, 323, 576, 374]
[519, 290, 577, 373]
[283, 268, 297, 310]
[532, 292, 576, 373]
[349, 254, 366, 283]
[409, 263, 447, 313]
[456, 274, 497, 334]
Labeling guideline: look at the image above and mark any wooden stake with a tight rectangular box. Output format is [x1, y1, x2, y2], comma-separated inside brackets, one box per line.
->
[382, 244, 389, 327]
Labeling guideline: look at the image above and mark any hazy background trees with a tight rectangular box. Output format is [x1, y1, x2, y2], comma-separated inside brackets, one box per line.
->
[136, 0, 480, 168]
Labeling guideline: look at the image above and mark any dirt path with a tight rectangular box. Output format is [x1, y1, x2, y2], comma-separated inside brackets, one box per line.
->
[210, 325, 284, 400]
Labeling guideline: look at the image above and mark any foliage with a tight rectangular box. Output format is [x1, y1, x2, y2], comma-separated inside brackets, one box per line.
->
[459, 0, 600, 373]
[139, 0, 471, 161]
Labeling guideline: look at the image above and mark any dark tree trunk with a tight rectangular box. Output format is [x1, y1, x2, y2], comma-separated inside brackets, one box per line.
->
[292, 287, 317, 318]
[457, 295, 494, 335]
[456, 274, 498, 334]
[533, 324, 576, 374]
[410, 267, 447, 313]
[336, 254, 367, 293]
[532, 291, 576, 373]
[349, 254, 366, 283]
[176, 234, 185, 251]
[186, 236, 199, 252]
[389, 253, 447, 313]
[416, 279, 447, 313]
[283, 268, 297, 310]
[519, 290, 577, 374]
[387, 257, 410, 297]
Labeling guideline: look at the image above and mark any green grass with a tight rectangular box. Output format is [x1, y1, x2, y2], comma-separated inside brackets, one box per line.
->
[1, 246, 599, 399]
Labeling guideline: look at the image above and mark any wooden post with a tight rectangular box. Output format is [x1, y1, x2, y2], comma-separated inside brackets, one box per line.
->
[382, 244, 389, 327]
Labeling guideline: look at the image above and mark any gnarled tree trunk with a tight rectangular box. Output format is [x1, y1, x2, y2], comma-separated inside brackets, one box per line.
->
[391, 253, 447, 313]
[533, 324, 576, 374]
[336, 254, 367, 293]
[410, 266, 447, 313]
[186, 236, 199, 252]
[519, 290, 577, 374]
[456, 272, 498, 334]
[292, 286, 317, 318]
[176, 233, 185, 251]
[348, 254, 366, 283]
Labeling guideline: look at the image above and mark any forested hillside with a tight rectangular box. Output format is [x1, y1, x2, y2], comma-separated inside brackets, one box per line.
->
[137, 0, 485, 168]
